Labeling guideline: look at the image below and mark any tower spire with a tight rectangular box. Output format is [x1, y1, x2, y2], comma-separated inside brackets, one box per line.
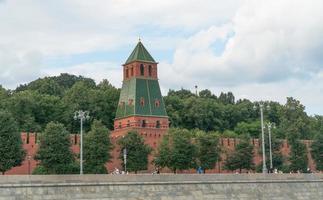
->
[124, 40, 156, 64]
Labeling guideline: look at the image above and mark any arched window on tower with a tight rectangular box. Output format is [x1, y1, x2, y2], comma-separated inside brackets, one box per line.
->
[140, 97, 145, 106]
[128, 99, 133, 106]
[141, 120, 146, 128]
[154, 99, 160, 107]
[156, 120, 160, 128]
[140, 64, 144, 76]
[130, 67, 134, 76]
[148, 65, 152, 76]
[126, 68, 129, 78]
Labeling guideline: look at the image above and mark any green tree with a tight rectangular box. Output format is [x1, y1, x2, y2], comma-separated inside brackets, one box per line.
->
[168, 89, 195, 98]
[180, 97, 223, 131]
[5, 91, 41, 132]
[0, 85, 8, 100]
[199, 89, 216, 99]
[62, 80, 120, 132]
[33, 94, 64, 130]
[196, 132, 220, 173]
[288, 140, 308, 172]
[218, 92, 235, 105]
[17, 77, 64, 97]
[234, 121, 261, 138]
[0, 110, 25, 174]
[91, 80, 120, 130]
[154, 128, 196, 173]
[311, 134, 323, 171]
[164, 94, 184, 127]
[278, 97, 310, 140]
[34, 122, 78, 174]
[15, 73, 96, 94]
[117, 131, 152, 173]
[83, 120, 112, 174]
[62, 81, 93, 132]
[224, 136, 254, 173]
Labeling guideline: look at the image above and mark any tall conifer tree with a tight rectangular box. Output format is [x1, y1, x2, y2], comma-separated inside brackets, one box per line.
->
[84, 120, 112, 174]
[224, 135, 254, 173]
[311, 134, 323, 171]
[118, 131, 152, 173]
[34, 122, 78, 174]
[0, 110, 25, 174]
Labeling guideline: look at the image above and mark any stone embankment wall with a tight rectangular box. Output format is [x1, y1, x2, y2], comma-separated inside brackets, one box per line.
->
[0, 174, 322, 200]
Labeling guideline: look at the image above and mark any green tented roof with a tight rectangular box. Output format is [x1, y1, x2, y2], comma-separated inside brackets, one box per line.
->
[115, 78, 168, 119]
[125, 41, 156, 64]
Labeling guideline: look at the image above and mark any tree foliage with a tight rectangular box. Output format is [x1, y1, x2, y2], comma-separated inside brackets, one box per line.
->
[195, 132, 220, 172]
[311, 134, 323, 171]
[1, 74, 119, 133]
[234, 121, 261, 138]
[0, 74, 321, 142]
[288, 139, 308, 172]
[83, 120, 112, 174]
[0, 110, 25, 174]
[278, 97, 311, 140]
[154, 128, 196, 173]
[117, 131, 152, 173]
[34, 122, 78, 174]
[224, 136, 254, 173]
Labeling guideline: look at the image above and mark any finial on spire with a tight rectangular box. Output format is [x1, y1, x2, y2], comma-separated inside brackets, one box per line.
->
[138, 36, 141, 42]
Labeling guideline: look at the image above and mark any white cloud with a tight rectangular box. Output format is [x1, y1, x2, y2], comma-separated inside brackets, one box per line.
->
[0, 0, 323, 115]
[163, 0, 323, 87]
[0, 48, 43, 88]
[0, 0, 240, 89]
[156, 0, 323, 115]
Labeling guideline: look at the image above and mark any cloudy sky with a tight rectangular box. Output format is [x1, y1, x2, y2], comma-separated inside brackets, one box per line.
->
[0, 0, 323, 115]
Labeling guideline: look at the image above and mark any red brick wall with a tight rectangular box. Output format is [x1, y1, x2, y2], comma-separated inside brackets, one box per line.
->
[5, 133, 318, 174]
[114, 116, 169, 131]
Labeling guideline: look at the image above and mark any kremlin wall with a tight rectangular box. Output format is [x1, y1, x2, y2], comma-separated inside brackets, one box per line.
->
[5, 132, 317, 175]
[4, 41, 319, 175]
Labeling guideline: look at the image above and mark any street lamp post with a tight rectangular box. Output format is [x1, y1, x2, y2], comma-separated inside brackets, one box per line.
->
[123, 148, 127, 173]
[267, 122, 275, 172]
[254, 103, 269, 174]
[27, 155, 31, 175]
[74, 110, 90, 175]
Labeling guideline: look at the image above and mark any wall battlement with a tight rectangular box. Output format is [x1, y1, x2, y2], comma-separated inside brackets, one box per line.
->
[5, 132, 317, 174]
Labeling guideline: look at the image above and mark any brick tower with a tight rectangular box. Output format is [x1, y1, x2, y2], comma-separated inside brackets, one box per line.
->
[112, 40, 169, 136]
[107, 40, 169, 171]
[109, 40, 169, 171]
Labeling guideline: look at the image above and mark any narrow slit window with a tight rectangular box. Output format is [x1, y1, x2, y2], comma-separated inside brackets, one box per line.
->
[130, 67, 134, 76]
[126, 68, 129, 78]
[140, 97, 145, 106]
[155, 99, 160, 107]
[140, 64, 144, 76]
[148, 65, 152, 76]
